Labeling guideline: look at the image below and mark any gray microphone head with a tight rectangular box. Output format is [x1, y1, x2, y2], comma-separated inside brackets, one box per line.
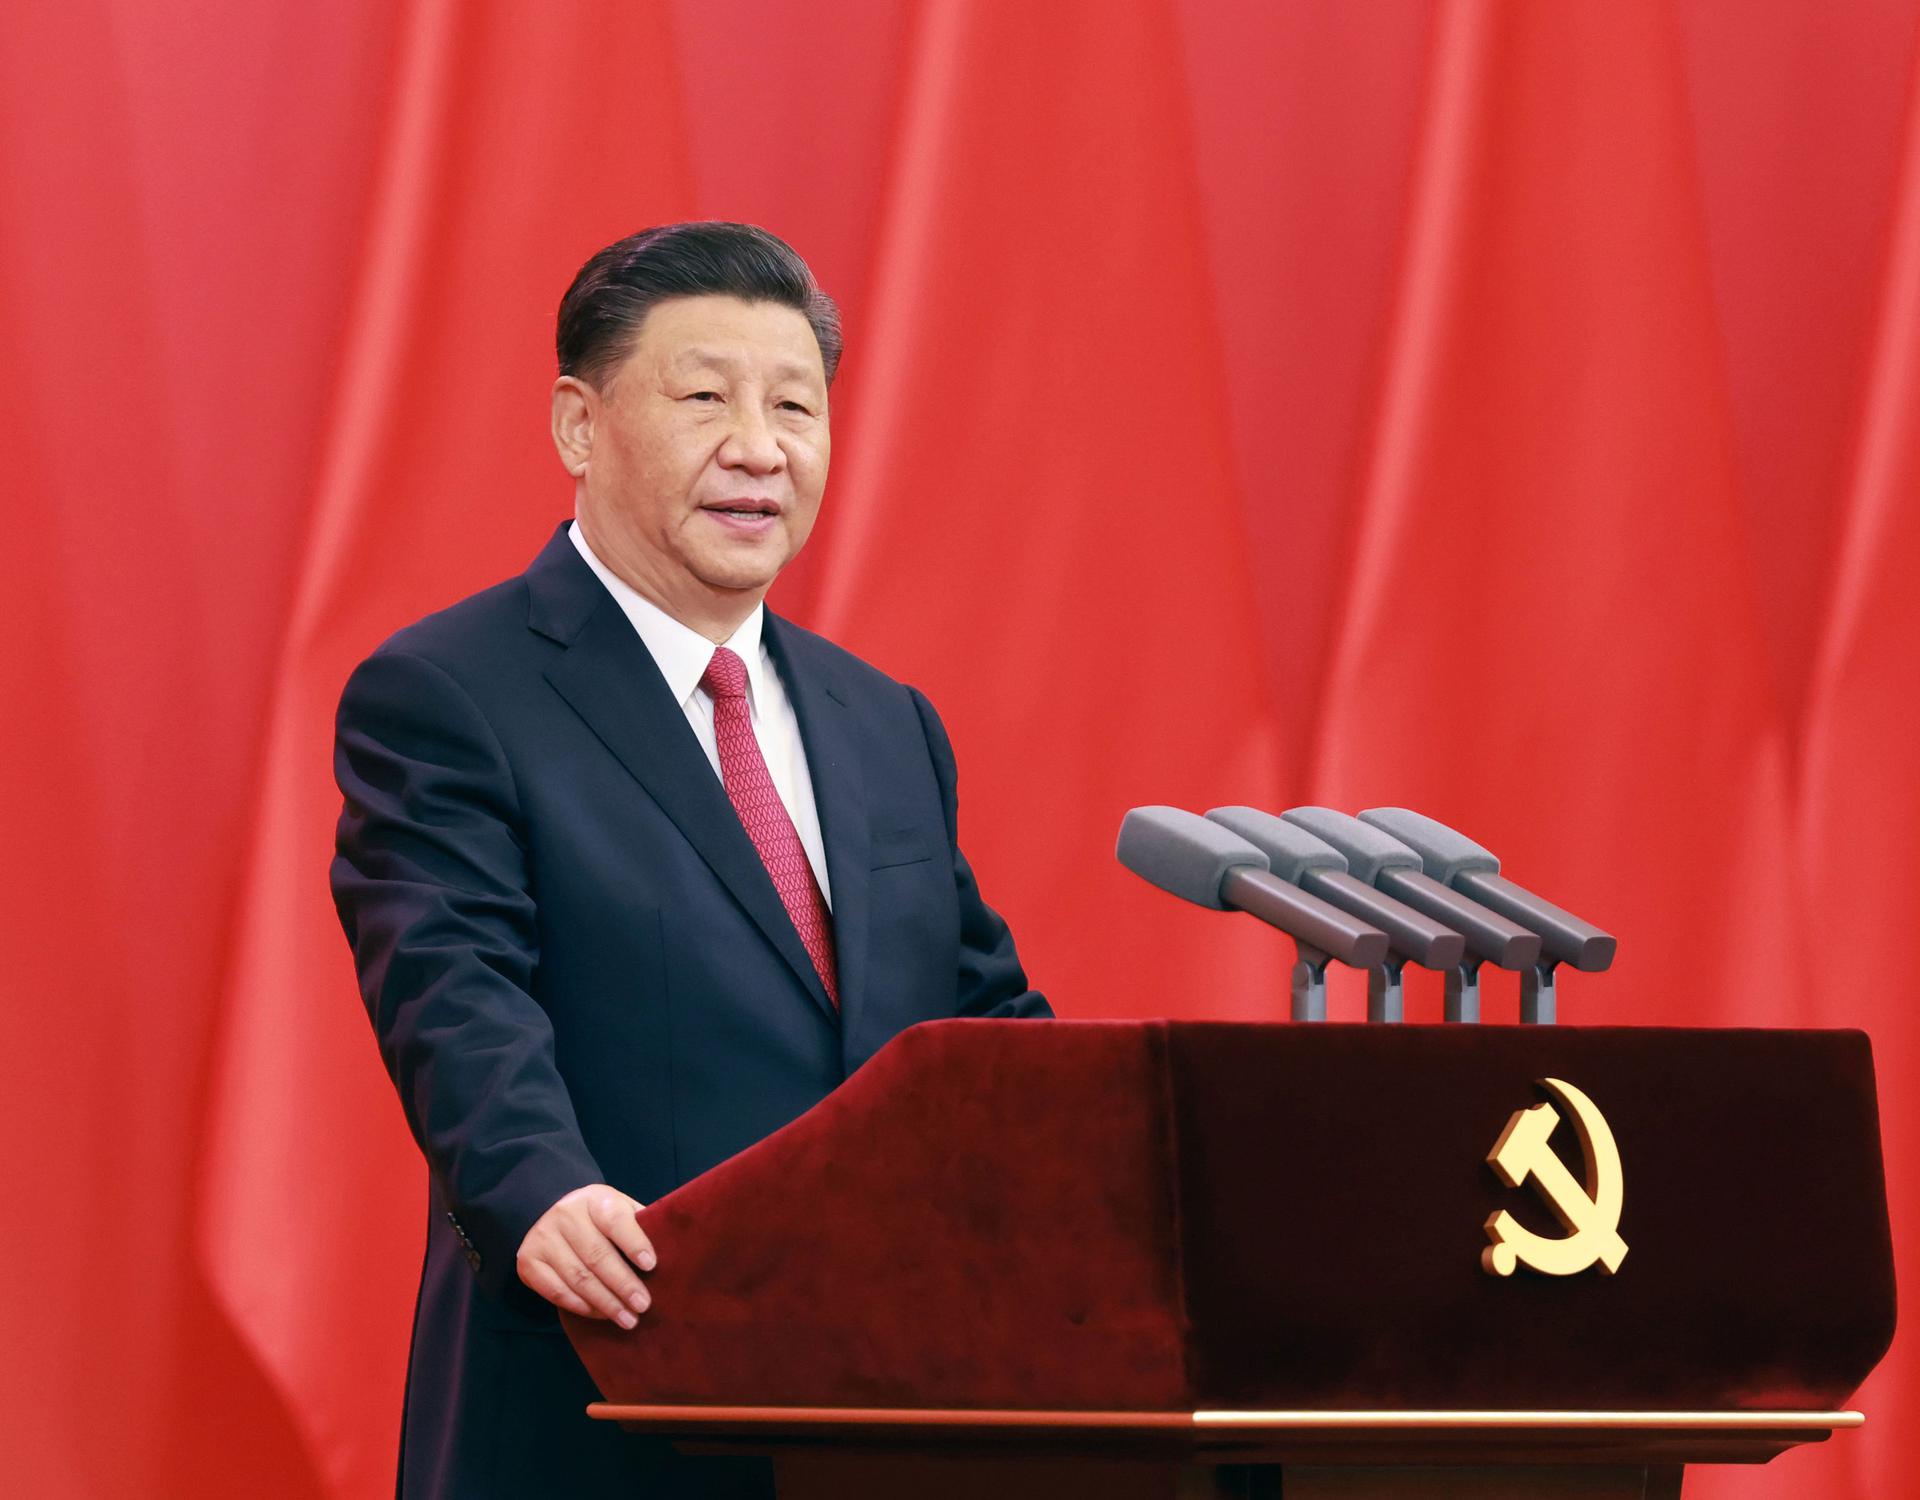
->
[1204, 807, 1348, 884]
[1358, 807, 1500, 883]
[1280, 806, 1422, 883]
[1117, 806, 1269, 910]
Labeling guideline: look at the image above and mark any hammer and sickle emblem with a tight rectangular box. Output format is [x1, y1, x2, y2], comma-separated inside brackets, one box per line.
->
[1481, 1077, 1628, 1278]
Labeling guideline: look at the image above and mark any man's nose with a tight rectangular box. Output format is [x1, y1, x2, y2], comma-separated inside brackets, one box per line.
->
[718, 405, 785, 474]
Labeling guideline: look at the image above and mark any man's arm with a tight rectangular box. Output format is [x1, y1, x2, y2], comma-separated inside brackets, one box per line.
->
[907, 686, 1052, 1020]
[332, 649, 654, 1324]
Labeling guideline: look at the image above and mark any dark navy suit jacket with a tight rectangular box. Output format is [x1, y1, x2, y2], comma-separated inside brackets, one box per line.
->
[331, 523, 1049, 1498]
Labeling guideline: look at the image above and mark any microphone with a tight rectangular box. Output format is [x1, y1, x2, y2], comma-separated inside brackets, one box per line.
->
[1357, 807, 1615, 1024]
[1279, 807, 1543, 1024]
[1207, 807, 1466, 1023]
[1116, 806, 1389, 1021]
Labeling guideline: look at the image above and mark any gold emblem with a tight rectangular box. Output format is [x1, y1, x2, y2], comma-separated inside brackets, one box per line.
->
[1481, 1077, 1628, 1277]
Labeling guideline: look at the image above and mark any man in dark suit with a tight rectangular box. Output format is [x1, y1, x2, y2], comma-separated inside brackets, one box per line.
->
[331, 222, 1049, 1498]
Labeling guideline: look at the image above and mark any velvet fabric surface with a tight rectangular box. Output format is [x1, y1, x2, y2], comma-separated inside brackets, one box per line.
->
[1167, 1024, 1894, 1411]
[567, 1021, 1894, 1415]
[570, 1021, 1189, 1409]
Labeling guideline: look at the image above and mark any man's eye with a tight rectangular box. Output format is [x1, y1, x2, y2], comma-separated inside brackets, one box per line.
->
[779, 401, 813, 415]
[686, 391, 721, 402]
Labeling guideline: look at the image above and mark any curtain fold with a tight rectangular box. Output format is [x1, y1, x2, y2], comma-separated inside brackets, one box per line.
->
[193, 5, 693, 1493]
[813, 0, 1287, 1021]
[1308, 0, 1799, 1031]
[1792, 45, 1920, 1498]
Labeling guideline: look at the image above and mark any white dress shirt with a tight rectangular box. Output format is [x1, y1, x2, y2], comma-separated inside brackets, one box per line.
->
[568, 520, 832, 906]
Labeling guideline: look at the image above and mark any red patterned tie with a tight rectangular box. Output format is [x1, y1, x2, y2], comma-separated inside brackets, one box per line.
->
[700, 646, 839, 1006]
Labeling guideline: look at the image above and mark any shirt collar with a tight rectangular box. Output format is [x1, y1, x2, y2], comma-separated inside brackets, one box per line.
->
[568, 519, 769, 710]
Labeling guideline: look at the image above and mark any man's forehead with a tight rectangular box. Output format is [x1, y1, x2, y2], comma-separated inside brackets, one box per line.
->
[636, 295, 823, 379]
[669, 344, 820, 382]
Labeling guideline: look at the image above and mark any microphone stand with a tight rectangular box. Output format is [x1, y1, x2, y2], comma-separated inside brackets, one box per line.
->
[1367, 958, 1406, 1023]
[1291, 944, 1330, 1022]
[1521, 959, 1557, 1024]
[1444, 960, 1482, 1023]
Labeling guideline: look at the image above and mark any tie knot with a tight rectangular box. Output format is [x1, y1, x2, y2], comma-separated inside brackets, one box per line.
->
[701, 645, 749, 701]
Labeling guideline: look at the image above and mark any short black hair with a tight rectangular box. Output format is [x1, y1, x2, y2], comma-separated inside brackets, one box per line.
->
[556, 221, 842, 389]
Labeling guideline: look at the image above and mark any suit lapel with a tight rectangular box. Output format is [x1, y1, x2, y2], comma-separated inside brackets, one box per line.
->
[526, 527, 838, 1022]
[765, 612, 871, 1034]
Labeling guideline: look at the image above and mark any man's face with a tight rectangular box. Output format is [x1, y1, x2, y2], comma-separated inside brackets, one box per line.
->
[562, 294, 830, 631]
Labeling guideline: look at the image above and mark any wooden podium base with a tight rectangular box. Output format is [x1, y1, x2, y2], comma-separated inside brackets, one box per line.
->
[767, 1454, 1672, 1499]
[588, 1405, 1859, 1499]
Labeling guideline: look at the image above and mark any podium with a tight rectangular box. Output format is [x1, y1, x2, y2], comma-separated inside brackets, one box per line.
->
[567, 1020, 1894, 1497]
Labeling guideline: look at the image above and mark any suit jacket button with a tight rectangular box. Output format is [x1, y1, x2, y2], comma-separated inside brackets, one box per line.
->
[466, 1248, 483, 1272]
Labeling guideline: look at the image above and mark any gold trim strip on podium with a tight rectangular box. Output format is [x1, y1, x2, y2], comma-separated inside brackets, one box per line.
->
[1191, 1410, 1863, 1430]
[588, 1405, 1862, 1431]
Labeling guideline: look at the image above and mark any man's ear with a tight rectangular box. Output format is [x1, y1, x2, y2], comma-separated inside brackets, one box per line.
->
[551, 376, 596, 476]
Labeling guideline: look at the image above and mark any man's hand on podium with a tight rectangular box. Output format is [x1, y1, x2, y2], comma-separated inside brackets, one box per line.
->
[515, 1184, 656, 1329]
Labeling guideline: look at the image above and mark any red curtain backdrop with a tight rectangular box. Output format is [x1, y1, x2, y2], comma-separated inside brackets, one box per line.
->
[2, 2, 1915, 1496]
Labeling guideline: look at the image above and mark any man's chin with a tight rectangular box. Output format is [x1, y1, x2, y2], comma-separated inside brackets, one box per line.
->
[691, 558, 786, 598]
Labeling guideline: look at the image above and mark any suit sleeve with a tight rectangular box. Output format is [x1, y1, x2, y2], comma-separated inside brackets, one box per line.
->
[331, 648, 603, 1298]
[907, 686, 1053, 1020]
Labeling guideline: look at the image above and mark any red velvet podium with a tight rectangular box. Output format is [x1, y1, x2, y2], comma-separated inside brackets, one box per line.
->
[567, 1020, 1895, 1498]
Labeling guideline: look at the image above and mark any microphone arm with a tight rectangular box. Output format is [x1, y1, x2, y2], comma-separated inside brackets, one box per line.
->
[1359, 807, 1615, 1023]
[1116, 807, 1389, 1021]
[1219, 866, 1391, 1020]
[1279, 807, 1542, 1024]
[1206, 807, 1466, 1023]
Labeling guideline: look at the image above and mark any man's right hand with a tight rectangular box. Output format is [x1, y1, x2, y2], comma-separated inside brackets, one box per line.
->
[515, 1184, 656, 1329]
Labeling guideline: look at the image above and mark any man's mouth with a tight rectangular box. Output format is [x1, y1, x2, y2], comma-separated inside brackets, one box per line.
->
[703, 499, 781, 518]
